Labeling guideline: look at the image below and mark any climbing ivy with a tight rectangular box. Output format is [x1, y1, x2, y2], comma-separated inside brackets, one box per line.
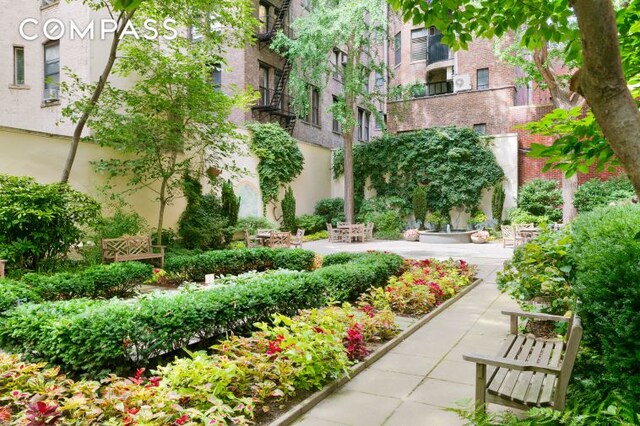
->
[334, 127, 504, 215]
[247, 123, 304, 212]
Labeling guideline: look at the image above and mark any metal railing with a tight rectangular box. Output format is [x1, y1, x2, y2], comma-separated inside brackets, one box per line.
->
[257, 87, 294, 115]
[427, 80, 453, 96]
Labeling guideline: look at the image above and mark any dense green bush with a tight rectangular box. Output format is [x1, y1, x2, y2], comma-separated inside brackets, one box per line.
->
[281, 186, 297, 233]
[492, 181, 506, 222]
[178, 175, 228, 249]
[0, 252, 402, 376]
[221, 180, 240, 228]
[234, 216, 277, 234]
[573, 177, 635, 213]
[21, 262, 153, 301]
[517, 179, 562, 223]
[0, 280, 42, 314]
[507, 207, 549, 226]
[296, 214, 326, 234]
[0, 175, 100, 271]
[357, 196, 407, 238]
[570, 205, 640, 401]
[497, 228, 574, 315]
[314, 198, 345, 225]
[165, 247, 316, 281]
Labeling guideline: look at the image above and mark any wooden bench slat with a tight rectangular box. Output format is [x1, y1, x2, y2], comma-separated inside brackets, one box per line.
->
[487, 335, 526, 393]
[511, 338, 546, 402]
[524, 340, 555, 405]
[496, 336, 535, 397]
[487, 335, 518, 384]
[538, 340, 564, 404]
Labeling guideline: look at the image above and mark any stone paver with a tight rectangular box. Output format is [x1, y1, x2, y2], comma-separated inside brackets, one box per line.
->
[294, 240, 518, 426]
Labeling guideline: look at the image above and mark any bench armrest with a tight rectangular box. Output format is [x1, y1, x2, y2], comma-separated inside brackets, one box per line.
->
[502, 310, 570, 334]
[463, 353, 561, 375]
[151, 245, 165, 253]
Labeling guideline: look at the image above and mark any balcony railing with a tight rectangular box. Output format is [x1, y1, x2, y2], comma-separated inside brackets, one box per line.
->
[427, 32, 451, 65]
[427, 81, 453, 96]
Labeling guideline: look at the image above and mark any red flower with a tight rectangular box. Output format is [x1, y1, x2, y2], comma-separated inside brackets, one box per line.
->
[414, 278, 427, 286]
[313, 326, 326, 334]
[266, 335, 285, 355]
[175, 415, 190, 425]
[128, 407, 140, 415]
[148, 376, 161, 387]
[360, 304, 376, 318]
[343, 324, 368, 361]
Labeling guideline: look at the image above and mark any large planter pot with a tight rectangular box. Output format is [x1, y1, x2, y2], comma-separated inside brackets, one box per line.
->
[470, 233, 489, 244]
[403, 229, 420, 241]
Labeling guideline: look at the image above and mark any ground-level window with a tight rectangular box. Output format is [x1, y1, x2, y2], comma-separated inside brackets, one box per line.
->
[473, 123, 487, 135]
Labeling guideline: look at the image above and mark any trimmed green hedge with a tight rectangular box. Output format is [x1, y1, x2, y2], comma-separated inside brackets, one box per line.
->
[0, 252, 402, 376]
[22, 262, 153, 301]
[164, 247, 316, 281]
[570, 204, 640, 401]
[0, 280, 42, 314]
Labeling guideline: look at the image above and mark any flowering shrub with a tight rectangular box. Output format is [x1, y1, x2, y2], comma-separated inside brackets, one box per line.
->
[145, 267, 168, 285]
[360, 258, 476, 316]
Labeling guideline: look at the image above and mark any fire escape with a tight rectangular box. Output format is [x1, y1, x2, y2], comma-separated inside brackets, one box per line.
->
[252, 0, 297, 134]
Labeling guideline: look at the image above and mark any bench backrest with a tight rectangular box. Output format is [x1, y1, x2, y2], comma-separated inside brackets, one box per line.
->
[102, 236, 152, 260]
[554, 315, 583, 409]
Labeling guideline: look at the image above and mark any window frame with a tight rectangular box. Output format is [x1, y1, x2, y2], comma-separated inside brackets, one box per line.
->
[310, 86, 320, 127]
[394, 32, 402, 66]
[43, 41, 60, 99]
[13, 46, 25, 86]
[332, 95, 341, 134]
[476, 68, 489, 90]
[259, 63, 270, 105]
[473, 123, 487, 135]
[357, 108, 371, 141]
[410, 28, 428, 62]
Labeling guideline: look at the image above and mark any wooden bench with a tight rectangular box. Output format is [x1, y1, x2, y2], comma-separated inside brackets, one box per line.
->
[463, 310, 582, 412]
[101, 236, 165, 268]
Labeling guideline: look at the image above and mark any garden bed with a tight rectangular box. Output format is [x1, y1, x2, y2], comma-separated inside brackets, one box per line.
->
[0, 255, 477, 425]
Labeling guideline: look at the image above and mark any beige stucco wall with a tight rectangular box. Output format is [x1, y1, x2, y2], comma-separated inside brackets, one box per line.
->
[0, 126, 186, 228]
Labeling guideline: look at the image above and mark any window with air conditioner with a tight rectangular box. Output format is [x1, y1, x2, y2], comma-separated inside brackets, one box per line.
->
[14, 47, 25, 86]
[477, 68, 489, 90]
[44, 41, 60, 102]
[410, 28, 428, 62]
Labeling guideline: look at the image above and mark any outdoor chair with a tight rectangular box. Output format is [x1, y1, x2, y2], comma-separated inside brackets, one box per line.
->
[244, 230, 261, 248]
[267, 231, 291, 248]
[365, 222, 374, 241]
[292, 229, 305, 248]
[501, 225, 523, 248]
[343, 224, 365, 243]
[337, 222, 348, 228]
[327, 223, 343, 243]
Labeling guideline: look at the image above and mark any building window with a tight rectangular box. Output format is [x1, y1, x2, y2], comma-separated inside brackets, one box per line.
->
[357, 108, 370, 141]
[210, 66, 222, 91]
[13, 47, 25, 86]
[410, 28, 428, 62]
[333, 49, 344, 81]
[473, 123, 487, 135]
[476, 68, 489, 90]
[259, 64, 269, 105]
[258, 2, 271, 33]
[44, 41, 60, 100]
[375, 111, 386, 130]
[375, 71, 384, 89]
[310, 87, 320, 126]
[394, 32, 401, 66]
[332, 96, 341, 134]
[41, 0, 59, 7]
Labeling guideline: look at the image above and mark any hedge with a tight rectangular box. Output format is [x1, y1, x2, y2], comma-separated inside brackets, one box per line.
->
[164, 247, 316, 281]
[22, 262, 153, 301]
[570, 204, 640, 401]
[0, 280, 42, 314]
[0, 252, 403, 377]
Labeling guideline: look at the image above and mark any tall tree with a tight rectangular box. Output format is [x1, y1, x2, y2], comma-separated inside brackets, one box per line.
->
[495, 36, 584, 221]
[390, 0, 640, 197]
[60, 0, 255, 183]
[86, 36, 253, 245]
[272, 0, 390, 223]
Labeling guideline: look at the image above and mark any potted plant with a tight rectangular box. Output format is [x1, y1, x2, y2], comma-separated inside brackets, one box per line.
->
[403, 229, 420, 241]
[470, 230, 490, 244]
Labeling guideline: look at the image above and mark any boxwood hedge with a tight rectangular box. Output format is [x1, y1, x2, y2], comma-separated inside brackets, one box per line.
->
[0, 252, 402, 376]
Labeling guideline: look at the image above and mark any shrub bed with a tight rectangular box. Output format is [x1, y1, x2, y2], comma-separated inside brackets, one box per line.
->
[164, 247, 316, 281]
[0, 280, 42, 314]
[0, 252, 403, 376]
[0, 254, 477, 425]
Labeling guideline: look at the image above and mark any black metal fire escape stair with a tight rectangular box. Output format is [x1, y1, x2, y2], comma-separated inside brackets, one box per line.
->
[253, 0, 297, 135]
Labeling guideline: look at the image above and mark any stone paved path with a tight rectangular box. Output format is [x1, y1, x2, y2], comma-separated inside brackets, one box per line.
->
[294, 243, 517, 426]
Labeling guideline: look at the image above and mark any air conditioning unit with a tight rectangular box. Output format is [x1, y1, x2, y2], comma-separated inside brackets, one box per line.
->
[43, 88, 60, 102]
[453, 74, 471, 92]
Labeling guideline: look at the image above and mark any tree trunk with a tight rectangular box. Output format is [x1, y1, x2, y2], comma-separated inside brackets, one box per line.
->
[562, 174, 578, 222]
[571, 0, 640, 197]
[156, 177, 169, 246]
[60, 11, 132, 183]
[343, 130, 355, 224]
